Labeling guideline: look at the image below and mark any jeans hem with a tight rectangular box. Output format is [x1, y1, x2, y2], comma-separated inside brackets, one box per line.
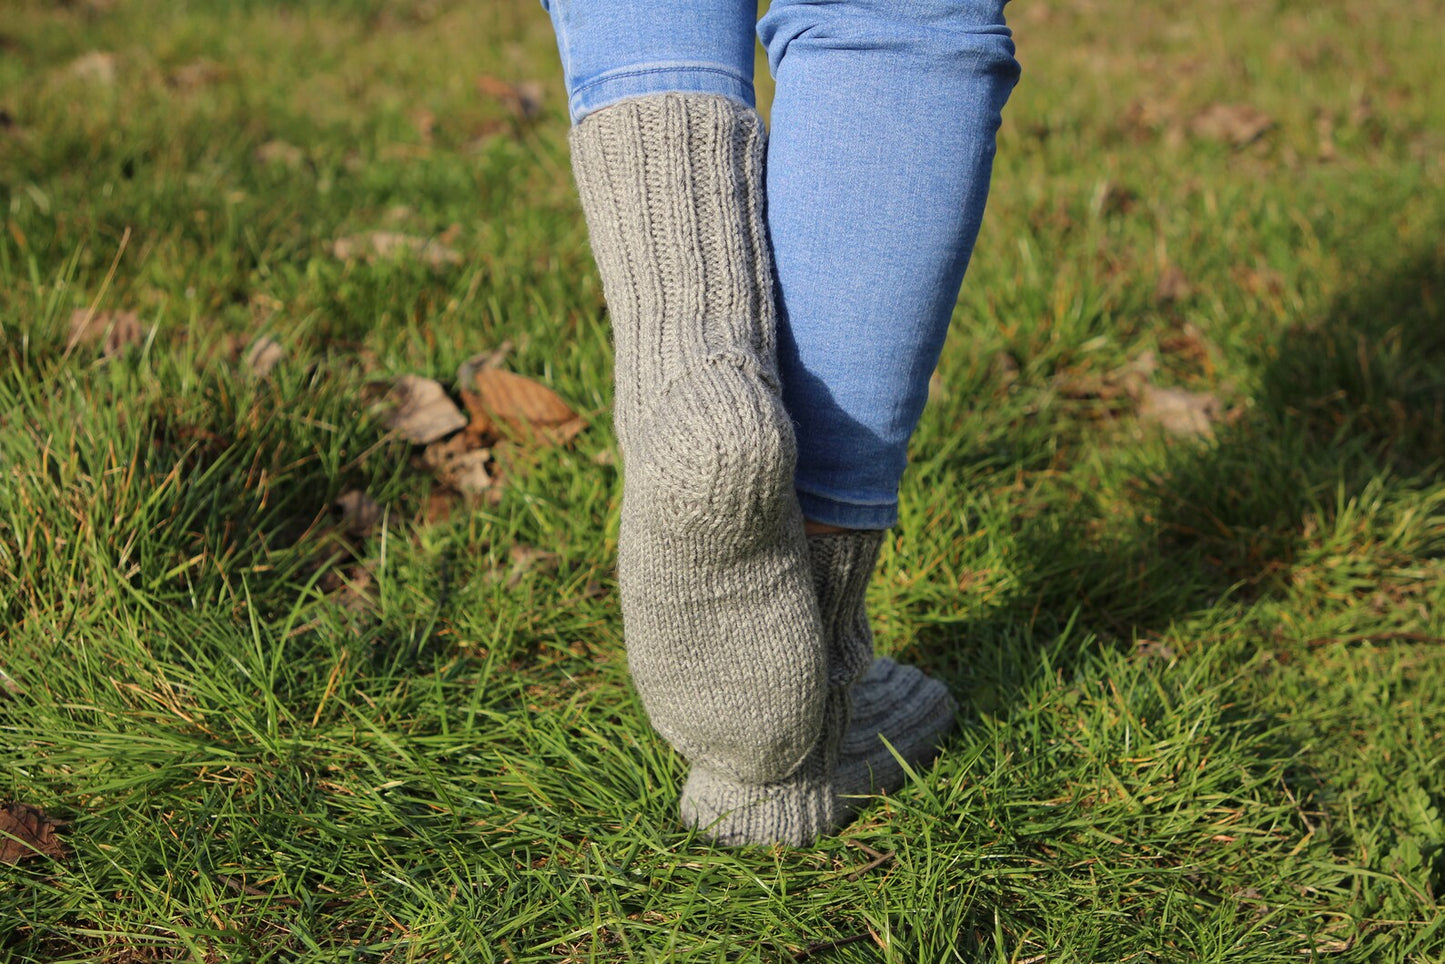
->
[796, 489, 898, 530]
[568, 63, 756, 124]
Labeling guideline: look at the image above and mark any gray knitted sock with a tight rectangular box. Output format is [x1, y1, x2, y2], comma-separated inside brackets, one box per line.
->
[835, 656, 957, 810]
[570, 94, 825, 785]
[825, 533, 957, 811]
[680, 531, 956, 845]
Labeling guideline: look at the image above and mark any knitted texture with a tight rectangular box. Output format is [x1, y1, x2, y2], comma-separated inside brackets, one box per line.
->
[834, 656, 957, 810]
[570, 94, 825, 785]
[820, 532, 957, 807]
[681, 531, 957, 845]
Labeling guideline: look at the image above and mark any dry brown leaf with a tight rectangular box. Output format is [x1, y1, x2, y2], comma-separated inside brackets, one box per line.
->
[318, 563, 376, 613]
[991, 351, 1021, 386]
[1053, 371, 1126, 402]
[0, 803, 66, 863]
[1138, 384, 1222, 436]
[418, 432, 471, 472]
[67, 51, 117, 85]
[67, 308, 145, 358]
[443, 450, 496, 495]
[1091, 180, 1137, 217]
[334, 489, 382, 538]
[1133, 639, 1179, 662]
[411, 108, 437, 145]
[455, 342, 515, 391]
[331, 231, 461, 269]
[1115, 349, 1160, 398]
[167, 59, 224, 90]
[373, 375, 468, 444]
[1189, 103, 1274, 147]
[255, 140, 305, 168]
[0, 668, 20, 698]
[477, 75, 545, 121]
[1155, 265, 1192, 304]
[243, 336, 285, 378]
[1157, 323, 1218, 375]
[461, 368, 584, 446]
[422, 488, 460, 525]
[420, 434, 498, 495]
[498, 544, 560, 589]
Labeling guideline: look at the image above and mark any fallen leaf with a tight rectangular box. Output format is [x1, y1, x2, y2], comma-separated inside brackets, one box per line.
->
[1189, 103, 1274, 147]
[476, 75, 545, 121]
[167, 59, 224, 90]
[420, 434, 499, 495]
[422, 487, 459, 525]
[411, 108, 437, 144]
[243, 336, 285, 378]
[331, 231, 461, 269]
[67, 308, 145, 358]
[498, 544, 560, 589]
[1091, 180, 1137, 217]
[1315, 111, 1338, 162]
[1115, 349, 1160, 397]
[445, 450, 495, 495]
[1116, 98, 1172, 142]
[67, 51, 117, 85]
[1155, 265, 1192, 304]
[461, 368, 584, 446]
[1133, 639, 1178, 662]
[1053, 371, 1126, 403]
[991, 351, 1021, 386]
[1138, 383, 1222, 436]
[0, 667, 20, 697]
[455, 342, 514, 390]
[0, 803, 67, 863]
[255, 140, 305, 168]
[1156, 323, 1218, 375]
[318, 563, 376, 613]
[334, 489, 382, 538]
[373, 375, 468, 444]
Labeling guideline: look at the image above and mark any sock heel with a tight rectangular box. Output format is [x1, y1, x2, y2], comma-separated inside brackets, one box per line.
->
[629, 353, 795, 537]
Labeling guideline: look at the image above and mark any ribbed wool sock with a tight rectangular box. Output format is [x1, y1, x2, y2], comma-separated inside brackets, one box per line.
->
[680, 531, 958, 845]
[570, 94, 825, 786]
[822, 532, 958, 811]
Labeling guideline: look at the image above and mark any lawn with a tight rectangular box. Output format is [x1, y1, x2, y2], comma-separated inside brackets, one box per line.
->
[1, 0, 1442, 960]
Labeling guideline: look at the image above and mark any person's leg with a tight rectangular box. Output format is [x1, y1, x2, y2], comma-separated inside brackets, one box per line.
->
[544, 1, 835, 842]
[760, 0, 1020, 530]
[758, 0, 1021, 801]
[543, 0, 757, 124]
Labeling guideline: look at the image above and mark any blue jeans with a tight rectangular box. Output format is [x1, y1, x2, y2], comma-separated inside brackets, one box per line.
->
[543, 0, 1020, 529]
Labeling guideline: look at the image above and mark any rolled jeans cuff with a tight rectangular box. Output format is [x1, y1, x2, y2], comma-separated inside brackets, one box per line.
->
[796, 487, 898, 530]
[567, 63, 755, 124]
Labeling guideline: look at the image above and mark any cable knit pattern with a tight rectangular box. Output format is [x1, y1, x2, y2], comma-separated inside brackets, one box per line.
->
[681, 531, 958, 846]
[570, 94, 825, 786]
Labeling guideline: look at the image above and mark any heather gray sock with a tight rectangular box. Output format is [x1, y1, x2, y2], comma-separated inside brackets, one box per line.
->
[680, 531, 957, 845]
[834, 656, 957, 808]
[570, 94, 825, 785]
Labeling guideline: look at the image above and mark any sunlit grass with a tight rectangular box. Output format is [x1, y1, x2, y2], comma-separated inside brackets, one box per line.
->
[1, 0, 1442, 960]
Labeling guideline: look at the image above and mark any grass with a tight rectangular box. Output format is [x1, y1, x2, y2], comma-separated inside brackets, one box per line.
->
[1, 0, 1443, 960]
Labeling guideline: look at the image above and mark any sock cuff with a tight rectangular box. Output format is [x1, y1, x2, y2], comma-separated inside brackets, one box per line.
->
[807, 529, 886, 686]
[569, 93, 776, 442]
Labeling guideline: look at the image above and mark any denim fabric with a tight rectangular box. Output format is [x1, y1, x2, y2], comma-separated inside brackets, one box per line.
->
[543, 0, 1020, 528]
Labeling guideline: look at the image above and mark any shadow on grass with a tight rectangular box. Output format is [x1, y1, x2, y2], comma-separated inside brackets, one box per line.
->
[907, 233, 1444, 714]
